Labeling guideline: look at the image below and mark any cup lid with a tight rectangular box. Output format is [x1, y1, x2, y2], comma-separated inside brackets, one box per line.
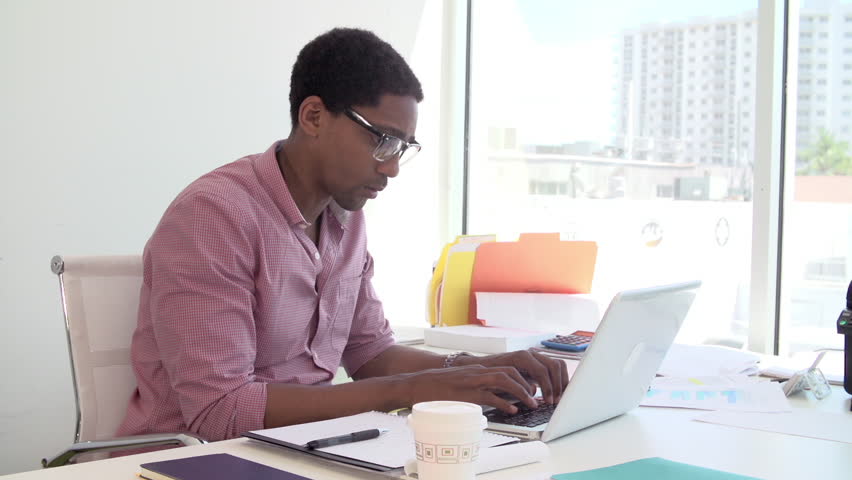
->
[410, 401, 486, 430]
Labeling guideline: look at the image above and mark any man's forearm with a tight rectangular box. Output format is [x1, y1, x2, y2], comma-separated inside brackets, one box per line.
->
[352, 344, 448, 379]
[263, 347, 456, 428]
[263, 374, 411, 428]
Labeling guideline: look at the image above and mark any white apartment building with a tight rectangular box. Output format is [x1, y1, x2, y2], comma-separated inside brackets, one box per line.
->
[615, 12, 757, 167]
[614, 0, 852, 169]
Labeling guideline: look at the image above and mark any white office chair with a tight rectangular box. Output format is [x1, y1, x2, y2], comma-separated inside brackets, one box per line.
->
[43, 255, 204, 468]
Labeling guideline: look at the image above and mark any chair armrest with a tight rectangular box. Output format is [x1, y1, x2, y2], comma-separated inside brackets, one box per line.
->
[42, 433, 206, 468]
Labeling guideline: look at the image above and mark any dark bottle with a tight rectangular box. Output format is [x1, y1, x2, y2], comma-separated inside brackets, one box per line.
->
[838, 280, 852, 395]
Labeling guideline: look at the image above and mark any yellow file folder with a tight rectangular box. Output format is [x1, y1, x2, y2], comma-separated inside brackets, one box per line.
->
[427, 235, 495, 326]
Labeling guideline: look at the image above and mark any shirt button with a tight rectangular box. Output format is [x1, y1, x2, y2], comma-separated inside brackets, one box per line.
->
[314, 252, 320, 260]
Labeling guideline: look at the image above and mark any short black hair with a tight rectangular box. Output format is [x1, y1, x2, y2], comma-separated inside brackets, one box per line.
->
[289, 28, 424, 127]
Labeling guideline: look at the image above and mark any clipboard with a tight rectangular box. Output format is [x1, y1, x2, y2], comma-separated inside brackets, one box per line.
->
[468, 233, 597, 324]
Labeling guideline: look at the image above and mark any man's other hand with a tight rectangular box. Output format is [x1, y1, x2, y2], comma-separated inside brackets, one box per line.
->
[463, 349, 569, 405]
[400, 365, 537, 414]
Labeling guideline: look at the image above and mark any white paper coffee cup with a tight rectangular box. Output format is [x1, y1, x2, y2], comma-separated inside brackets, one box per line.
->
[407, 401, 486, 480]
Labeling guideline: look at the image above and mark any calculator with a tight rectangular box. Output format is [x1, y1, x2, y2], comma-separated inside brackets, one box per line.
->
[541, 330, 595, 352]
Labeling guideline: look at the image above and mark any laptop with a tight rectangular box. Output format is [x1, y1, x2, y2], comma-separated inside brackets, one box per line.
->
[483, 280, 701, 442]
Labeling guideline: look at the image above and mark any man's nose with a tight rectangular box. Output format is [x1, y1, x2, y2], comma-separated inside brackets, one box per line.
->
[376, 158, 400, 178]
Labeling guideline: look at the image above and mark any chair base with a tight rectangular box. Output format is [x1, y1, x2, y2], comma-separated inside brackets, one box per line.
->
[42, 433, 206, 468]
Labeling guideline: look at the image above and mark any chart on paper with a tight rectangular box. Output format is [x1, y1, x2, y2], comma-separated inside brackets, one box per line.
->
[640, 378, 791, 412]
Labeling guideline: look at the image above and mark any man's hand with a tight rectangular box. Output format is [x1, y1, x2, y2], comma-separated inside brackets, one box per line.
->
[399, 365, 538, 414]
[460, 349, 570, 405]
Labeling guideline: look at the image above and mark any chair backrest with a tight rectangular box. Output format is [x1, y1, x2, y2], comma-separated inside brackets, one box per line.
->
[51, 255, 143, 443]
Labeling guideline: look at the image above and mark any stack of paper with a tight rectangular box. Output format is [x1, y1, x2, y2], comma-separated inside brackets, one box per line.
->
[658, 344, 760, 377]
[423, 325, 554, 354]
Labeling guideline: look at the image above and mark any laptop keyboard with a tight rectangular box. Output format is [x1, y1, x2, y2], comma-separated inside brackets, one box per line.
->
[485, 398, 556, 427]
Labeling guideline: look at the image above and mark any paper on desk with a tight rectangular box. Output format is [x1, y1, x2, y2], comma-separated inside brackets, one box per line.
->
[403, 440, 549, 478]
[475, 292, 601, 332]
[649, 375, 763, 387]
[641, 379, 791, 412]
[658, 344, 760, 377]
[695, 410, 852, 444]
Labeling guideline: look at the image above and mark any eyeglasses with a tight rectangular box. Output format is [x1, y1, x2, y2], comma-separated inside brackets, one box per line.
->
[344, 108, 421, 165]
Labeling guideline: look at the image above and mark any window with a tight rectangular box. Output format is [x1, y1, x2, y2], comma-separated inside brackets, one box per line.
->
[467, 0, 848, 356]
[469, 0, 758, 348]
[782, 1, 852, 354]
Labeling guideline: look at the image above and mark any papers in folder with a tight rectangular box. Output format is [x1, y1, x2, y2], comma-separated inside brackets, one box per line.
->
[427, 233, 598, 328]
[468, 233, 597, 324]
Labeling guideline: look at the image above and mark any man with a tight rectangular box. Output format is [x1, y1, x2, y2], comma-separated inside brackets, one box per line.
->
[118, 27, 568, 442]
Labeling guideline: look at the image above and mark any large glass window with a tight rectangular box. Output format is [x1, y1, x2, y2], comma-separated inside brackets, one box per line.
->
[781, 0, 852, 354]
[468, 0, 761, 346]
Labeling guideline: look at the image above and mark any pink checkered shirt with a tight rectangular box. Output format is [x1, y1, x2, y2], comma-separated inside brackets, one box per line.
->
[117, 141, 395, 441]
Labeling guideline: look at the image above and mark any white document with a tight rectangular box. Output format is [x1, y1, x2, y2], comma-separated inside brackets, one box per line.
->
[640, 380, 792, 412]
[695, 410, 852, 444]
[423, 325, 554, 354]
[474, 292, 600, 332]
[658, 344, 760, 377]
[649, 375, 763, 387]
[248, 411, 517, 470]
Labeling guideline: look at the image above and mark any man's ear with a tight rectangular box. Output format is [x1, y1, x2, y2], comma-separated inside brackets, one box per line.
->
[297, 96, 325, 138]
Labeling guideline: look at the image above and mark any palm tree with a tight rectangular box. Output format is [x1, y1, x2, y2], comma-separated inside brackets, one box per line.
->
[798, 128, 852, 176]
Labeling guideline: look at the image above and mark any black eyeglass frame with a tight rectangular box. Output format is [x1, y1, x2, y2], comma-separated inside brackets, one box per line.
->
[344, 108, 422, 165]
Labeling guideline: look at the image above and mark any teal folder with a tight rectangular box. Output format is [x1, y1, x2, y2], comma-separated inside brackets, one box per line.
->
[552, 457, 761, 480]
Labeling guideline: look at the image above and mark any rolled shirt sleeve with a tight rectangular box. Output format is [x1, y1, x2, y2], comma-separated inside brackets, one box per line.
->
[147, 192, 267, 440]
[340, 252, 395, 377]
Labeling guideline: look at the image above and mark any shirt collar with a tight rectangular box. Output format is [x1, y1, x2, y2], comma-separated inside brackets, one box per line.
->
[254, 140, 351, 230]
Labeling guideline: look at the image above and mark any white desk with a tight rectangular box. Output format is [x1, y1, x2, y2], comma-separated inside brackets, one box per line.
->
[5, 386, 851, 479]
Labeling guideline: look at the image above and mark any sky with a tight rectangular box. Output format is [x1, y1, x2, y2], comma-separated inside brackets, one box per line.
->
[470, 0, 851, 147]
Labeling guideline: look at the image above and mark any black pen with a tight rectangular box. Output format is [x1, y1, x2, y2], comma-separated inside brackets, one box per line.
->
[306, 428, 389, 450]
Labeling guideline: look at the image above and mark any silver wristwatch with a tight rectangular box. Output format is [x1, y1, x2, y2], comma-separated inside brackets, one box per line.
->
[443, 351, 472, 368]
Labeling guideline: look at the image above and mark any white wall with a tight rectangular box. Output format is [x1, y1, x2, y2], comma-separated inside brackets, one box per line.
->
[0, 0, 456, 474]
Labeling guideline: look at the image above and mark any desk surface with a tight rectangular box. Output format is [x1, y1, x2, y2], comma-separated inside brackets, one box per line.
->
[5, 386, 851, 480]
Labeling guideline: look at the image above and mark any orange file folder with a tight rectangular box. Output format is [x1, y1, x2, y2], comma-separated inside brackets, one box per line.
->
[468, 233, 597, 324]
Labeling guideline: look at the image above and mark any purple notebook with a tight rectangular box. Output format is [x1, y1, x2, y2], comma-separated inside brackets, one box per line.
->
[140, 453, 312, 480]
